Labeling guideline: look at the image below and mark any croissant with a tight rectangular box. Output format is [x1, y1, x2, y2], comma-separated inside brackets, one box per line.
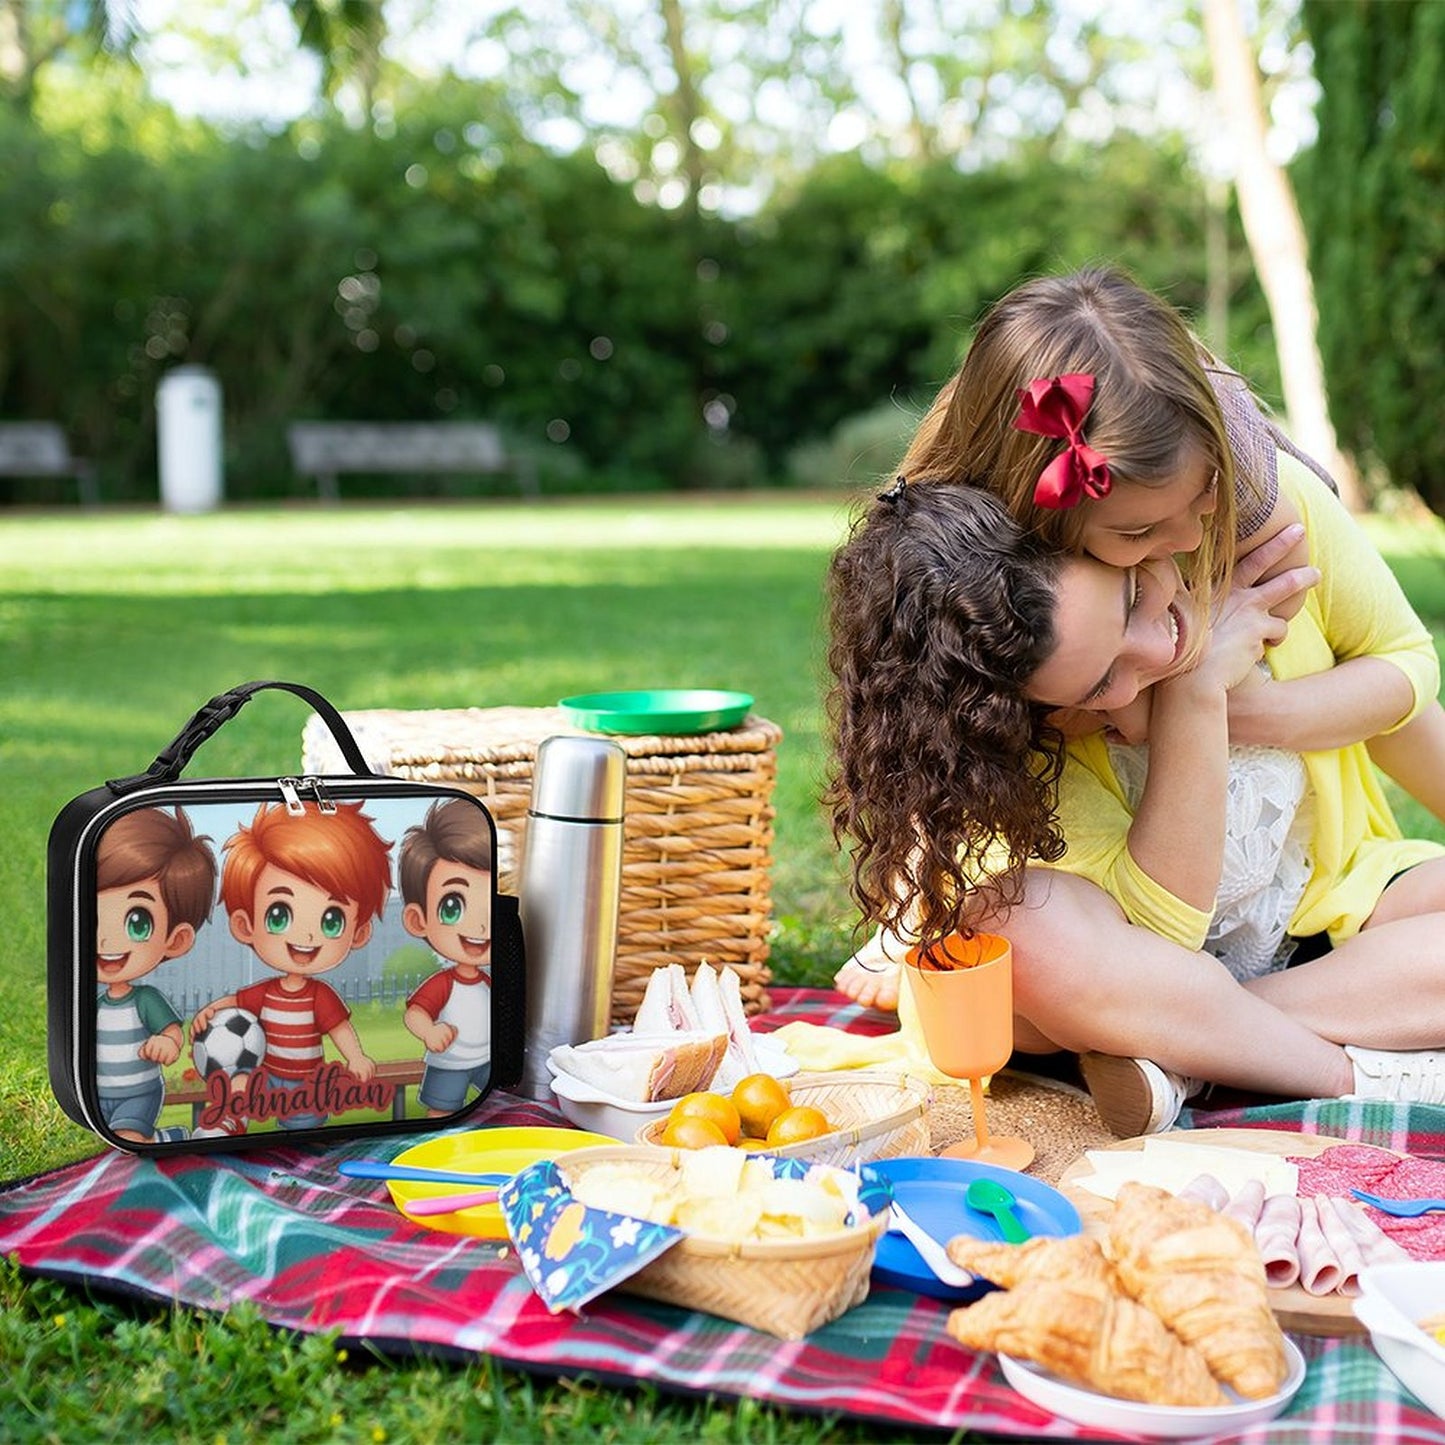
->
[944, 1232, 1112, 1288]
[1108, 1181, 1288, 1399]
[946, 1275, 1226, 1408]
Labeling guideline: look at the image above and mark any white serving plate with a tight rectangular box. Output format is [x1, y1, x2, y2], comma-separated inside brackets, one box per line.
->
[1355, 1262, 1445, 1418]
[998, 1338, 1306, 1439]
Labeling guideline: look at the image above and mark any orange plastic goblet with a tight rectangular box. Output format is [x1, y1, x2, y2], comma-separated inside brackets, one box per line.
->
[903, 932, 1034, 1171]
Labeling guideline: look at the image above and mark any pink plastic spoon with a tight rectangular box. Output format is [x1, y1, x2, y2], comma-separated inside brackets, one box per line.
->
[402, 1187, 501, 1216]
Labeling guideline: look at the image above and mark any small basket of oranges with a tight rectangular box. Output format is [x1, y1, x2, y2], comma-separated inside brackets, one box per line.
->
[637, 1069, 932, 1167]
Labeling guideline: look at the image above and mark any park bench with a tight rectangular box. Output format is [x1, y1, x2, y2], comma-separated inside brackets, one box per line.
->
[0, 422, 98, 505]
[287, 420, 538, 502]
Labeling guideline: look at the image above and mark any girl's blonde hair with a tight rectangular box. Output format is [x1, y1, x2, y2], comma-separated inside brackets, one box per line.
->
[898, 266, 1245, 602]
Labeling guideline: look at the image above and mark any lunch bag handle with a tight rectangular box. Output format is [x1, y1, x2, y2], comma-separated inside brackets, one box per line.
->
[106, 679, 376, 793]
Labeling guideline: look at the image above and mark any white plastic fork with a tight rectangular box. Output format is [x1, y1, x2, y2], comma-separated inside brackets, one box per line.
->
[887, 1203, 975, 1289]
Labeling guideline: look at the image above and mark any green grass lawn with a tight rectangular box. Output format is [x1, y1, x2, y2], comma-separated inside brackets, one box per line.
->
[0, 495, 909, 1445]
[4, 496, 1445, 1443]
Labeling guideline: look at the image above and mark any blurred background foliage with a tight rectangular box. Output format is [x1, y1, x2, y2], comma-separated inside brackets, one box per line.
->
[0, 0, 1438, 507]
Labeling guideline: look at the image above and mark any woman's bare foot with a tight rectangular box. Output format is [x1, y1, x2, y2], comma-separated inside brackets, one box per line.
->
[833, 930, 903, 1011]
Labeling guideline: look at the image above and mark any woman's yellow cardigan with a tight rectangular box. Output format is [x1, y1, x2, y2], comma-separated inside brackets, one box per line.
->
[1042, 459, 1445, 949]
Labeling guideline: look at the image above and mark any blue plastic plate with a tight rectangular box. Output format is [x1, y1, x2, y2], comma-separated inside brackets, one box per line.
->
[865, 1156, 1082, 1303]
[558, 689, 753, 735]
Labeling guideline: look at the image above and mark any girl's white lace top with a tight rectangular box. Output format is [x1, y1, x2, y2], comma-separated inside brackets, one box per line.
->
[1107, 740, 1314, 982]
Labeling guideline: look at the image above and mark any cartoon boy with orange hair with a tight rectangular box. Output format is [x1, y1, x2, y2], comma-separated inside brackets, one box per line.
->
[97, 806, 217, 1143]
[192, 800, 390, 1131]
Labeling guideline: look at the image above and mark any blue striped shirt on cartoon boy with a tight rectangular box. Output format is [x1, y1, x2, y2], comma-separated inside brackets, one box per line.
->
[95, 807, 217, 1144]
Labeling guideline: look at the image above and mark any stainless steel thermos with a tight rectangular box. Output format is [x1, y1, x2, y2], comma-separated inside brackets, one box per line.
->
[516, 734, 626, 1099]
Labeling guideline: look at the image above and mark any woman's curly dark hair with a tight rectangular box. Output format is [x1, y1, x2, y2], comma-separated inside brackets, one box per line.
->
[825, 482, 1068, 951]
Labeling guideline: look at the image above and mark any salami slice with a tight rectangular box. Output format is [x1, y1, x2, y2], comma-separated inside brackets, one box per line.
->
[1291, 1145, 1445, 1261]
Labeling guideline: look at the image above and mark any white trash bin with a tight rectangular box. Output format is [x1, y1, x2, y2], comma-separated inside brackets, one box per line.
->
[156, 365, 223, 513]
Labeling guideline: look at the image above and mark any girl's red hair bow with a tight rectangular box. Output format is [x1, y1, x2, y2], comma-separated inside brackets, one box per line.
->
[1013, 372, 1112, 509]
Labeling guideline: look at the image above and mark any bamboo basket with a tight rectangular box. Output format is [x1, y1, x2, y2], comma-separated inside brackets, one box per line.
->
[300, 704, 781, 1023]
[637, 1071, 933, 1166]
[557, 1144, 888, 1339]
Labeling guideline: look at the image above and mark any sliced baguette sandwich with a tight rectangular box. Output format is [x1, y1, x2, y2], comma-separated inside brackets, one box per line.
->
[549, 1031, 728, 1103]
[688, 963, 760, 1091]
[633, 962, 703, 1034]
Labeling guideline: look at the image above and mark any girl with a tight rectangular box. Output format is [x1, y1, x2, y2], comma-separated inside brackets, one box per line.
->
[815, 476, 1445, 1133]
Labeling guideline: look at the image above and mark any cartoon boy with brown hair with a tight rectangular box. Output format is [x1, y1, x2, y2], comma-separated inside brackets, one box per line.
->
[96, 806, 217, 1143]
[400, 798, 494, 1116]
[192, 801, 390, 1131]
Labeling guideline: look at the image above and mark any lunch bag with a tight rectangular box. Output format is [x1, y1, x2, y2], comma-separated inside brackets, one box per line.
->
[47, 679, 525, 1154]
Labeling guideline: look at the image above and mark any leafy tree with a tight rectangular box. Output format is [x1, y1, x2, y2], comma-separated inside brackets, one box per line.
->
[718, 138, 1269, 475]
[289, 0, 386, 113]
[0, 0, 139, 114]
[1202, 0, 1355, 505]
[1298, 0, 1445, 508]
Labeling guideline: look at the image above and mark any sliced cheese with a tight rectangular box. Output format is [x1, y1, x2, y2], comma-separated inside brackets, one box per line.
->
[1076, 1135, 1299, 1203]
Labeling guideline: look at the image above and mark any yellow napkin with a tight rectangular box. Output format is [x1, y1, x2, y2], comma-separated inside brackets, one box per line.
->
[774, 972, 965, 1088]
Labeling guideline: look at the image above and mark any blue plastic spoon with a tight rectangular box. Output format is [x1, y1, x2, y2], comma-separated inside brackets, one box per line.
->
[1351, 1188, 1445, 1217]
[340, 1160, 509, 1187]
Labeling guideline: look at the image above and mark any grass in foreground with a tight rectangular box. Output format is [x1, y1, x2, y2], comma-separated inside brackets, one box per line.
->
[3, 496, 1445, 1443]
[1, 496, 942, 1445]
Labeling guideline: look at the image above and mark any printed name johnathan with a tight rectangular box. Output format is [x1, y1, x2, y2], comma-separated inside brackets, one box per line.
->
[200, 1062, 396, 1127]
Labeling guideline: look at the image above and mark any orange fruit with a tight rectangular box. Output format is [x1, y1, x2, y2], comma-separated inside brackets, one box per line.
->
[659, 1115, 729, 1150]
[666, 1091, 742, 1146]
[731, 1073, 791, 1139]
[765, 1104, 831, 1146]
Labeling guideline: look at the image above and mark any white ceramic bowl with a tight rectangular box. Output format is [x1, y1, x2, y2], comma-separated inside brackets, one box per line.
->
[545, 1034, 800, 1142]
[548, 1069, 675, 1142]
[1355, 1262, 1445, 1418]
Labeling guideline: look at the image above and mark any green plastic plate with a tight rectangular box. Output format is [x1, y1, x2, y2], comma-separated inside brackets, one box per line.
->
[558, 688, 754, 735]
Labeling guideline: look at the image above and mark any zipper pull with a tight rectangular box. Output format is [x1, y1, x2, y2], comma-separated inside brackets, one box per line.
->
[302, 775, 337, 813]
[278, 777, 306, 816]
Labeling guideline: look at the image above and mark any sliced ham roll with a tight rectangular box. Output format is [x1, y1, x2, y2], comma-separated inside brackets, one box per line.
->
[1221, 1178, 1267, 1234]
[1310, 1195, 1366, 1295]
[1177, 1173, 1231, 1212]
[1296, 1195, 1345, 1296]
[1335, 1196, 1411, 1269]
[1254, 1194, 1303, 1290]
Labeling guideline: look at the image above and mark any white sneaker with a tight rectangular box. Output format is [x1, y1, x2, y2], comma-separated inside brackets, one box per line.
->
[1345, 1045, 1445, 1105]
[1080, 1053, 1203, 1138]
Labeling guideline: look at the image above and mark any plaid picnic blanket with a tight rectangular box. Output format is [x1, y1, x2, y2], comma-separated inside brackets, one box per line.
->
[5, 987, 1445, 1442]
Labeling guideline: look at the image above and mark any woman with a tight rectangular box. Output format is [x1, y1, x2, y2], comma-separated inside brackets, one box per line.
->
[832, 268, 1445, 1065]
[813, 469, 1445, 1133]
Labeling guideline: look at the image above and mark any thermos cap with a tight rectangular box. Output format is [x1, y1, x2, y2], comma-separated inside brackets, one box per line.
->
[530, 734, 627, 821]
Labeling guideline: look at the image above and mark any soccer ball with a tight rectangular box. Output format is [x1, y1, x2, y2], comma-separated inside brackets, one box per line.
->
[193, 1007, 266, 1078]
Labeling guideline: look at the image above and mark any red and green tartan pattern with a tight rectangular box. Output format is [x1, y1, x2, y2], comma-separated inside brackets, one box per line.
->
[6, 988, 1445, 1441]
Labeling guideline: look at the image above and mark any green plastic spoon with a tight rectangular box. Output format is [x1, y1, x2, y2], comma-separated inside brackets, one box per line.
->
[965, 1177, 1032, 1244]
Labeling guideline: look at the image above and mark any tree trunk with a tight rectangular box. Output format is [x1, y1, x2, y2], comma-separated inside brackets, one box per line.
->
[881, 0, 936, 161]
[1201, 0, 1363, 509]
[658, 0, 705, 224]
[1203, 176, 1230, 356]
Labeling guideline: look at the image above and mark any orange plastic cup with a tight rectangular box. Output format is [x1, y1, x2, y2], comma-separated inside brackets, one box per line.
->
[902, 931, 1033, 1169]
[902, 933, 1013, 1082]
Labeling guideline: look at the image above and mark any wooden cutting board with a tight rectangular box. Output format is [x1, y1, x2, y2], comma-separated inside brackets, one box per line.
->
[1057, 1127, 1374, 1338]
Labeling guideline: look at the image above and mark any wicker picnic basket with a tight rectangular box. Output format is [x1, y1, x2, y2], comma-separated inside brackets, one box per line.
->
[636, 1071, 933, 1166]
[300, 704, 781, 1023]
[557, 1144, 889, 1339]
